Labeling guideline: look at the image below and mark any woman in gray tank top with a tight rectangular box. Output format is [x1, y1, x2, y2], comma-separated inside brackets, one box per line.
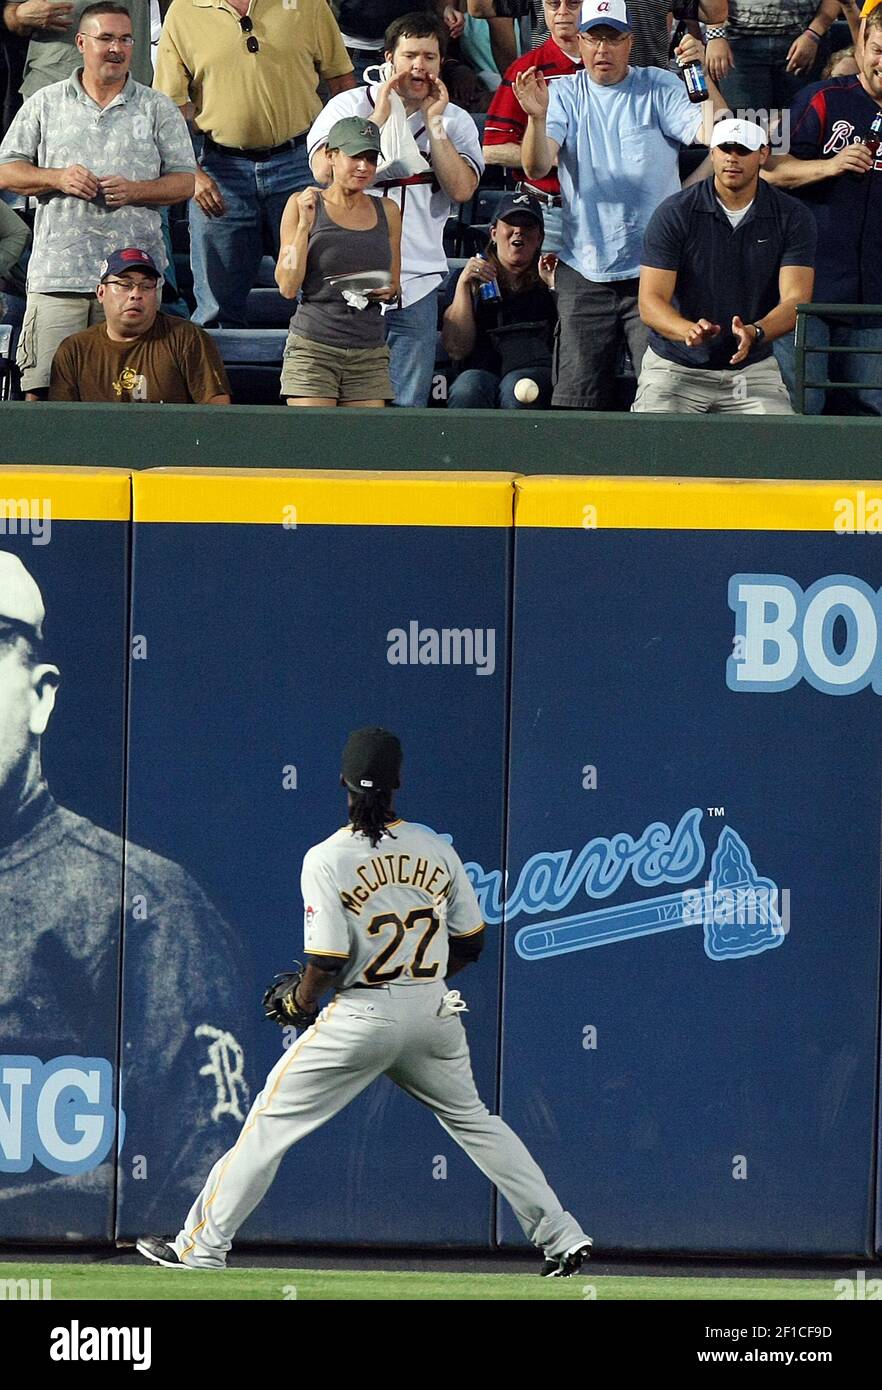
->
[276, 117, 402, 408]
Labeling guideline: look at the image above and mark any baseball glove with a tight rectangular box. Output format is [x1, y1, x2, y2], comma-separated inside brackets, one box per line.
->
[262, 963, 318, 1029]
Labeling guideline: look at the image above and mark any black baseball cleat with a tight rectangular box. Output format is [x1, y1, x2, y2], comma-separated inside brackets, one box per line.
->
[136, 1236, 187, 1269]
[540, 1239, 593, 1278]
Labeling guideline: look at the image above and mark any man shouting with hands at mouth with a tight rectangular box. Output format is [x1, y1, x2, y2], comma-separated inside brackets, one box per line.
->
[633, 118, 816, 413]
[0, 2, 194, 398]
[308, 10, 483, 407]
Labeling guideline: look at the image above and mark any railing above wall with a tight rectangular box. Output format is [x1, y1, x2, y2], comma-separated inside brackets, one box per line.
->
[2, 403, 881, 478]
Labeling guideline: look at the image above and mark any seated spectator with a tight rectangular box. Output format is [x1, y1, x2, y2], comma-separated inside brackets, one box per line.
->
[276, 118, 401, 408]
[49, 246, 230, 401]
[634, 118, 815, 412]
[0, 2, 194, 398]
[483, 0, 583, 255]
[765, 3, 882, 413]
[0, 192, 28, 328]
[822, 41, 858, 72]
[308, 12, 483, 407]
[442, 189, 556, 406]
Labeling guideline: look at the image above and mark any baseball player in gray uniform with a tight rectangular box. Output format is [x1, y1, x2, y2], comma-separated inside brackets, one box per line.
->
[137, 727, 592, 1277]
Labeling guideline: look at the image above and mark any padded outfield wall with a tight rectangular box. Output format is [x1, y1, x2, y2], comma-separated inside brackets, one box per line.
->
[1, 461, 881, 1256]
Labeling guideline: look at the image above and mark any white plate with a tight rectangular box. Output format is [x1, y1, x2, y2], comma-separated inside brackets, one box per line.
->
[325, 270, 390, 292]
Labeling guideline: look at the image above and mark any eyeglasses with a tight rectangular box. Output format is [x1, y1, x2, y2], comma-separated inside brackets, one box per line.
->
[545, 1, 583, 10]
[78, 32, 135, 46]
[716, 142, 754, 155]
[239, 16, 259, 53]
[580, 29, 630, 46]
[103, 277, 158, 293]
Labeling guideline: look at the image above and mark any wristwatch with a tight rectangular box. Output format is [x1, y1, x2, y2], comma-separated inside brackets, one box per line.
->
[751, 323, 766, 343]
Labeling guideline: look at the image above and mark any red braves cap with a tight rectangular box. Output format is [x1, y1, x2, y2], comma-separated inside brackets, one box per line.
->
[99, 248, 160, 281]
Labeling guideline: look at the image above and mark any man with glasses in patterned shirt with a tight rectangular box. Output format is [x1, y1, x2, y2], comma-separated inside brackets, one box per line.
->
[0, 2, 195, 397]
[153, 0, 356, 327]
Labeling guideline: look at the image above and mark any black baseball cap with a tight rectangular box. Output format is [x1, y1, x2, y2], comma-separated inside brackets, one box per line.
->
[99, 248, 161, 281]
[493, 191, 544, 230]
[342, 727, 403, 793]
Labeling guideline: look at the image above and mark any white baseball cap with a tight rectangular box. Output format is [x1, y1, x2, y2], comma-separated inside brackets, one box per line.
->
[579, 0, 631, 32]
[710, 117, 768, 151]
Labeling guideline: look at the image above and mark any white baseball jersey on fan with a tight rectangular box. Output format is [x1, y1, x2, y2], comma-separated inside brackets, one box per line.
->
[302, 819, 484, 989]
[307, 89, 484, 308]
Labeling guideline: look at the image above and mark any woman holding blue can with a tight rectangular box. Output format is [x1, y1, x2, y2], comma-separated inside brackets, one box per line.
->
[441, 190, 557, 409]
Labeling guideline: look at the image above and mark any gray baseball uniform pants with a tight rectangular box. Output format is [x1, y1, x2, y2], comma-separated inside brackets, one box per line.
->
[174, 980, 588, 1267]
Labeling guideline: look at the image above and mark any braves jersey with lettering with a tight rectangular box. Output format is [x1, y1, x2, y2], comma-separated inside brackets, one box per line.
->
[788, 76, 882, 302]
[301, 819, 484, 989]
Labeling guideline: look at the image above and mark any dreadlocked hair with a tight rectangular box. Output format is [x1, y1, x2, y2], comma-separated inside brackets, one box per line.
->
[349, 787, 397, 848]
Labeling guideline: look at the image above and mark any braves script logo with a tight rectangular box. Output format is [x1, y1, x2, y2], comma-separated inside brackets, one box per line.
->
[823, 119, 856, 154]
[414, 809, 785, 964]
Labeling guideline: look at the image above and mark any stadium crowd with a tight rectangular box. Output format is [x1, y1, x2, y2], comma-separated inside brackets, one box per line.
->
[0, 0, 879, 412]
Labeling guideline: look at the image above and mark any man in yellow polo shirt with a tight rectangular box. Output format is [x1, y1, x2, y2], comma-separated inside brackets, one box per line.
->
[154, 0, 355, 326]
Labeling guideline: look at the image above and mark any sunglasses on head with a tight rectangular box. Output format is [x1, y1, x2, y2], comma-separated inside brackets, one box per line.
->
[717, 142, 754, 155]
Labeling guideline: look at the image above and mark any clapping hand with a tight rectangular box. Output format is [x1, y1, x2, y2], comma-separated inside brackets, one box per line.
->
[684, 318, 721, 348]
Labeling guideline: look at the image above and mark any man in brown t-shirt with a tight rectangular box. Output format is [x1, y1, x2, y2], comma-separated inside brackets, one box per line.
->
[49, 246, 231, 403]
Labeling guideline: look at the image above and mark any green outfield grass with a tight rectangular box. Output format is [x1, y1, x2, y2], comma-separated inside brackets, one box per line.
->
[0, 1264, 842, 1301]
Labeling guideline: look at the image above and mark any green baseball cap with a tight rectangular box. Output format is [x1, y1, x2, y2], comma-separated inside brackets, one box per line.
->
[326, 117, 382, 157]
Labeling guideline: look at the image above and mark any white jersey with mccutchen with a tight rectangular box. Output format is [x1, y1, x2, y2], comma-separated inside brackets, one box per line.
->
[301, 818, 485, 990]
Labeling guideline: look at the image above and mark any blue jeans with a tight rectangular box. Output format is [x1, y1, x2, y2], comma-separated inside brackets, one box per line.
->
[448, 366, 553, 409]
[190, 140, 312, 327]
[720, 33, 827, 116]
[385, 287, 439, 407]
[774, 318, 882, 416]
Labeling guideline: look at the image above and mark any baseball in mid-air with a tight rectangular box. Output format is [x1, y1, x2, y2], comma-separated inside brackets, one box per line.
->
[513, 378, 539, 404]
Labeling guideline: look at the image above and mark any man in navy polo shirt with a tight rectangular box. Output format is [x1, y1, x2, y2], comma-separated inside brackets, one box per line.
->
[764, 5, 882, 414]
[634, 118, 815, 412]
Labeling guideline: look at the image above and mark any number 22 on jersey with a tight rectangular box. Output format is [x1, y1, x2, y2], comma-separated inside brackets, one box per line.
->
[362, 907, 442, 984]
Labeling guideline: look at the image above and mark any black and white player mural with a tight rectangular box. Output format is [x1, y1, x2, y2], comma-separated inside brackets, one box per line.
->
[0, 535, 253, 1241]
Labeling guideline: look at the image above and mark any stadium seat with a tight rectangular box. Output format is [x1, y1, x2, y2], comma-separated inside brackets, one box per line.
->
[245, 287, 291, 328]
[206, 327, 288, 405]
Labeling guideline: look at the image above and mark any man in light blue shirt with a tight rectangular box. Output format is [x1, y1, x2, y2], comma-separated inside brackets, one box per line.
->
[515, 0, 729, 408]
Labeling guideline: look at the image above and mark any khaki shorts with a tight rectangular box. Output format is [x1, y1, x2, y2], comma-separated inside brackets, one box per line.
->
[16, 292, 105, 392]
[632, 345, 794, 415]
[280, 333, 392, 403]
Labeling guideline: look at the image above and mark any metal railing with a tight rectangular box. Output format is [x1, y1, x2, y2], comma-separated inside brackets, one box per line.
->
[794, 303, 882, 414]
